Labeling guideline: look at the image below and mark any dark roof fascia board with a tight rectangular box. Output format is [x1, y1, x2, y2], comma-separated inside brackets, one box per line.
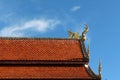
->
[0, 60, 87, 66]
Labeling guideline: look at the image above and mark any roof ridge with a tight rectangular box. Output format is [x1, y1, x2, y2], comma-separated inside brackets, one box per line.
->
[0, 37, 80, 40]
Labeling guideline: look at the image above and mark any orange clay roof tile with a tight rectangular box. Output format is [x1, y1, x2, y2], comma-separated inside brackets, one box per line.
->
[0, 66, 91, 79]
[0, 39, 84, 61]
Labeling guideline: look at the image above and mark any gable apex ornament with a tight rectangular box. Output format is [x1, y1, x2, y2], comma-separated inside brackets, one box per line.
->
[68, 24, 89, 41]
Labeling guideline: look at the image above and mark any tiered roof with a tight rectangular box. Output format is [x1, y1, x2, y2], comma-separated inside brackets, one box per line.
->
[0, 37, 101, 80]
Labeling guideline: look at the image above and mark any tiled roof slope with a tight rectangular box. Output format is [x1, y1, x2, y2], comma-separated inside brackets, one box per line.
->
[0, 38, 85, 61]
[0, 37, 101, 80]
[0, 66, 91, 79]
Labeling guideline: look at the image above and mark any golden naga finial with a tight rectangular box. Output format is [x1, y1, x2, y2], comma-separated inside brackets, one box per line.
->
[68, 30, 74, 38]
[68, 24, 89, 41]
[82, 24, 89, 41]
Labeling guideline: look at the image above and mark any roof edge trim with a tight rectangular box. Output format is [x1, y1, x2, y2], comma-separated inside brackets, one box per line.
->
[79, 40, 89, 61]
[0, 78, 99, 80]
[84, 64, 101, 80]
[0, 60, 87, 66]
[0, 37, 81, 40]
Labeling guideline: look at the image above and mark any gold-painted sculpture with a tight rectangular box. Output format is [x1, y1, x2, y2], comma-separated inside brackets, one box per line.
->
[82, 24, 89, 41]
[68, 24, 89, 41]
[68, 31, 81, 39]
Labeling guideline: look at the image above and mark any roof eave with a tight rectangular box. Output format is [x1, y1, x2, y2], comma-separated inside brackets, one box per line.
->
[84, 64, 101, 80]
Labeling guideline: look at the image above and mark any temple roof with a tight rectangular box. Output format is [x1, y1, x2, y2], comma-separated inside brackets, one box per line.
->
[0, 37, 87, 61]
[0, 37, 101, 80]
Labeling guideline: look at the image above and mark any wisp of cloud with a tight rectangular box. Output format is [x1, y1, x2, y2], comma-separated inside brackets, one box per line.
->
[0, 18, 60, 37]
[71, 6, 80, 12]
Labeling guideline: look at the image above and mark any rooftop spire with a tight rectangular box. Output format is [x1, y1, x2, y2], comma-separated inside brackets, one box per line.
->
[98, 60, 102, 79]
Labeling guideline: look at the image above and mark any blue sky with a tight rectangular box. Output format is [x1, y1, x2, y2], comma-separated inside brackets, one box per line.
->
[0, 0, 120, 80]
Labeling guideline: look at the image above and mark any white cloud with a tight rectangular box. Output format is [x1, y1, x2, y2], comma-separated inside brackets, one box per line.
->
[71, 6, 80, 12]
[0, 18, 60, 37]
